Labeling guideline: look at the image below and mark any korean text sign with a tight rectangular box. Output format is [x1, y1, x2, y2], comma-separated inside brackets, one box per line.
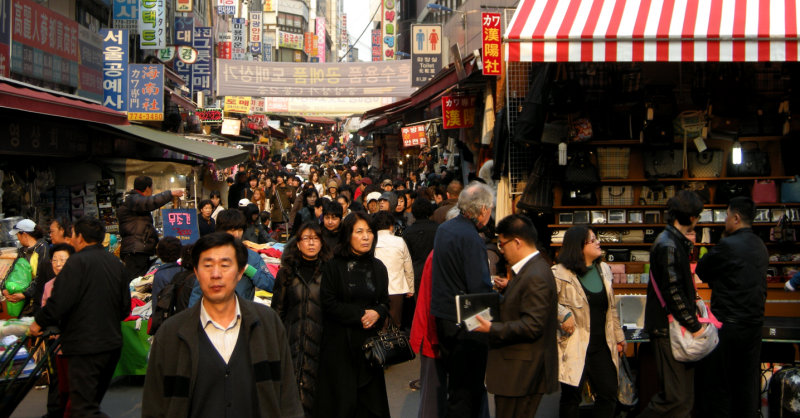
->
[113, 0, 138, 32]
[100, 29, 129, 112]
[192, 27, 212, 95]
[232, 17, 246, 60]
[371, 29, 381, 62]
[382, 0, 397, 59]
[441, 96, 476, 130]
[128, 64, 164, 121]
[401, 124, 427, 147]
[138, 0, 165, 49]
[481, 13, 501, 76]
[161, 209, 199, 244]
[410, 24, 441, 87]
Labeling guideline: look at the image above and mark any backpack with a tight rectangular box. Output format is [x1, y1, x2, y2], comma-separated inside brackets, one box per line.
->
[148, 269, 194, 335]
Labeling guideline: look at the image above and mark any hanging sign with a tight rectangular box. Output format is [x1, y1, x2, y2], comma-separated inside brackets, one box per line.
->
[411, 24, 442, 87]
[173, 16, 192, 85]
[371, 29, 381, 62]
[195, 108, 223, 123]
[441, 96, 476, 130]
[161, 209, 199, 244]
[191, 27, 212, 95]
[481, 12, 501, 76]
[381, 0, 397, 60]
[113, 0, 138, 33]
[157, 47, 175, 61]
[217, 0, 235, 15]
[263, 0, 274, 12]
[250, 97, 265, 113]
[221, 118, 242, 135]
[0, 0, 9, 77]
[232, 18, 246, 60]
[177, 46, 198, 64]
[138, 0, 166, 49]
[316, 17, 326, 62]
[223, 96, 252, 113]
[250, 11, 262, 54]
[176, 0, 191, 12]
[303, 32, 313, 55]
[401, 124, 427, 147]
[279, 31, 304, 50]
[128, 64, 164, 121]
[100, 29, 129, 112]
[218, 32, 232, 59]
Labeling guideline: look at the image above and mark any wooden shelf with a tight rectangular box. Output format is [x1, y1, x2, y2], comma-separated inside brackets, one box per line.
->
[549, 222, 779, 228]
[578, 136, 783, 146]
[770, 261, 800, 265]
[593, 176, 792, 183]
[554, 204, 800, 210]
[612, 282, 791, 290]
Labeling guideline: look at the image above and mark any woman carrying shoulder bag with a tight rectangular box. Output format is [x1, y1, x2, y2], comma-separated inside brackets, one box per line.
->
[552, 225, 626, 418]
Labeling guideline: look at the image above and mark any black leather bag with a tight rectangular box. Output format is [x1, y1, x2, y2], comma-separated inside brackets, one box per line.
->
[362, 322, 416, 368]
[562, 186, 597, 206]
[643, 149, 684, 178]
[727, 150, 771, 177]
[606, 249, 631, 262]
[564, 152, 600, 185]
[715, 181, 750, 204]
[518, 153, 556, 212]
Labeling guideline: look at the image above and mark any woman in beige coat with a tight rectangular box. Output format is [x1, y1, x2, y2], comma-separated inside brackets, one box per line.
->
[552, 225, 626, 418]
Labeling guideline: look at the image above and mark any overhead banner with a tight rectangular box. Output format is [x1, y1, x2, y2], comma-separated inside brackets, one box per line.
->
[411, 24, 442, 87]
[231, 18, 246, 60]
[217, 59, 414, 97]
[128, 64, 164, 121]
[401, 125, 427, 147]
[217, 0, 235, 15]
[442, 96, 476, 129]
[381, 0, 397, 60]
[138, 0, 166, 49]
[481, 13, 501, 76]
[0, 0, 8, 77]
[192, 27, 212, 96]
[100, 29, 129, 112]
[278, 31, 304, 50]
[316, 17, 326, 62]
[113, 0, 138, 33]
[264, 97, 395, 116]
[371, 29, 381, 62]
[223, 96, 251, 113]
[249, 11, 262, 55]
[173, 17, 193, 85]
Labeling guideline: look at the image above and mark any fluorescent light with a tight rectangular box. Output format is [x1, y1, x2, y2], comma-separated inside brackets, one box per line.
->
[731, 141, 742, 165]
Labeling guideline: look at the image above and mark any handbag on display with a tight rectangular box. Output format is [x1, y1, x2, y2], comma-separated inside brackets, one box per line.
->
[640, 184, 675, 206]
[517, 154, 556, 212]
[727, 147, 771, 177]
[644, 228, 660, 243]
[687, 150, 724, 178]
[541, 120, 569, 144]
[620, 230, 645, 243]
[643, 149, 684, 178]
[562, 186, 598, 206]
[752, 180, 778, 204]
[606, 249, 631, 262]
[673, 110, 706, 142]
[362, 320, 416, 368]
[597, 147, 631, 179]
[630, 250, 650, 262]
[600, 186, 634, 206]
[564, 151, 600, 185]
[715, 181, 750, 204]
[552, 230, 566, 244]
[771, 214, 797, 243]
[609, 263, 626, 283]
[781, 176, 800, 203]
[598, 230, 622, 243]
[569, 117, 593, 142]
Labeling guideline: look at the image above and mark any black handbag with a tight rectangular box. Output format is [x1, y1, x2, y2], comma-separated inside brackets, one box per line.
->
[606, 249, 631, 262]
[362, 321, 416, 368]
[727, 148, 771, 177]
[714, 181, 750, 204]
[518, 153, 556, 212]
[562, 186, 597, 206]
[643, 149, 684, 178]
[564, 151, 600, 185]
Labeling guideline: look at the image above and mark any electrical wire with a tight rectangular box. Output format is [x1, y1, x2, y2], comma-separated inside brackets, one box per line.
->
[339, 2, 381, 61]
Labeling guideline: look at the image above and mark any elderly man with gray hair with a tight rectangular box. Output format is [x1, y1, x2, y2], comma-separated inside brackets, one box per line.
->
[430, 181, 495, 417]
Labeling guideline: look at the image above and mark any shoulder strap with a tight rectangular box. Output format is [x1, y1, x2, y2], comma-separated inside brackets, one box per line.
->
[649, 271, 667, 308]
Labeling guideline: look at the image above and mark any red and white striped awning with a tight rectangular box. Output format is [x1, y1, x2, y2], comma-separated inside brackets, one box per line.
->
[504, 0, 800, 62]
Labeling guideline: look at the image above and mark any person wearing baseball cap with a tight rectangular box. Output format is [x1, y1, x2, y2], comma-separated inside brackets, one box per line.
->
[238, 198, 252, 208]
[4, 219, 50, 316]
[365, 192, 383, 214]
[381, 179, 394, 192]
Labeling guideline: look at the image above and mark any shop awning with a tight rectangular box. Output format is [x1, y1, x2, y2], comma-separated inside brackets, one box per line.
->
[104, 124, 249, 167]
[504, 0, 800, 62]
[0, 77, 129, 125]
[267, 126, 287, 139]
[301, 116, 336, 124]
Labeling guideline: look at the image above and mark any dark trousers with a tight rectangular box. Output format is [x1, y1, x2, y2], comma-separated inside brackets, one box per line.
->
[559, 346, 618, 418]
[388, 294, 404, 328]
[696, 322, 762, 418]
[418, 355, 447, 418]
[121, 253, 152, 280]
[435, 317, 489, 418]
[65, 348, 121, 418]
[495, 393, 543, 418]
[46, 347, 68, 418]
[638, 336, 695, 418]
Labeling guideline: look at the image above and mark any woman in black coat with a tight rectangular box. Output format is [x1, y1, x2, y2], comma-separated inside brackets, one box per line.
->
[316, 211, 391, 418]
[271, 221, 332, 418]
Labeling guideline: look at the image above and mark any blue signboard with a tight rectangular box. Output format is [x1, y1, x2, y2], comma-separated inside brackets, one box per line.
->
[100, 29, 129, 112]
[192, 27, 212, 96]
[113, 0, 137, 32]
[173, 17, 193, 86]
[128, 63, 164, 121]
[161, 209, 200, 244]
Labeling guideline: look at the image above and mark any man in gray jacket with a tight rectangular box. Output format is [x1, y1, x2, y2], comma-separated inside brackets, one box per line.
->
[142, 232, 302, 418]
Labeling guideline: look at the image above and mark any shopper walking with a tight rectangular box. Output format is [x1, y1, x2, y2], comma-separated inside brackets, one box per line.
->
[373, 211, 414, 328]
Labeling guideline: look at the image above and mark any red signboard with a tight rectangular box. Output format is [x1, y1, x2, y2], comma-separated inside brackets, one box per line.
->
[481, 12, 502, 76]
[441, 96, 477, 130]
[371, 29, 381, 62]
[218, 41, 232, 59]
[12, 0, 80, 62]
[195, 108, 223, 124]
[303, 32, 313, 55]
[401, 124, 427, 147]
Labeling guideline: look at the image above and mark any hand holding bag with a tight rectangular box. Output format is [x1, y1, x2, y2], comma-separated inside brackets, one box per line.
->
[618, 355, 638, 406]
[362, 319, 416, 368]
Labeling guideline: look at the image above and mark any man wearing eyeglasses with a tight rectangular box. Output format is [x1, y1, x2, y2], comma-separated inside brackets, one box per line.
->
[187, 209, 275, 307]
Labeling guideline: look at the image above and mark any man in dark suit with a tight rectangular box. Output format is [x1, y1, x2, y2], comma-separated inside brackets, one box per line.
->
[475, 214, 558, 418]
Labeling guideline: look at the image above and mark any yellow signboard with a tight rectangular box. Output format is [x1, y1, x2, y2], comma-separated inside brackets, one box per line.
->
[223, 96, 252, 113]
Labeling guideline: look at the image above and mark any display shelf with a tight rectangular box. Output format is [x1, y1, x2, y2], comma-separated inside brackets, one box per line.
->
[769, 261, 800, 265]
[554, 203, 800, 210]
[612, 282, 790, 290]
[593, 176, 793, 183]
[549, 222, 780, 228]
[579, 136, 782, 146]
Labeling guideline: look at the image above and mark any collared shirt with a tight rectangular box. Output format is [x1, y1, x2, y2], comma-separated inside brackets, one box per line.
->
[199, 296, 242, 363]
[511, 251, 539, 275]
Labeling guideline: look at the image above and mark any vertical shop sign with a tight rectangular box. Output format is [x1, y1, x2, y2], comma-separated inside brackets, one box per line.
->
[0, 0, 9, 77]
[217, 0, 235, 15]
[263, 32, 274, 62]
[173, 16, 192, 85]
[113, 0, 138, 32]
[161, 209, 199, 244]
[100, 29, 129, 112]
[410, 24, 441, 87]
[381, 0, 397, 60]
[401, 125, 427, 147]
[341, 14, 347, 46]
[371, 29, 381, 62]
[249, 11, 262, 55]
[311, 35, 318, 58]
[231, 18, 246, 60]
[481, 13, 501, 76]
[77, 26, 104, 101]
[262, 0, 273, 12]
[175, 0, 191, 12]
[217, 32, 232, 59]
[128, 64, 164, 121]
[303, 32, 312, 55]
[138, 0, 165, 49]
[192, 27, 212, 96]
[316, 17, 326, 62]
[441, 96, 476, 129]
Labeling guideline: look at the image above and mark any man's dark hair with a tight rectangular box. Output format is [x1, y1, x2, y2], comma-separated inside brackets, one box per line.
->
[411, 198, 435, 220]
[51, 243, 75, 256]
[372, 211, 395, 231]
[556, 225, 595, 276]
[25, 224, 46, 240]
[337, 193, 350, 205]
[215, 209, 247, 232]
[191, 232, 248, 270]
[210, 190, 222, 199]
[335, 211, 376, 257]
[249, 175, 258, 183]
[323, 200, 343, 218]
[180, 244, 194, 270]
[73, 217, 106, 244]
[446, 180, 464, 198]
[728, 196, 756, 225]
[133, 176, 154, 192]
[225, 177, 235, 185]
[666, 190, 704, 226]
[51, 216, 73, 238]
[496, 214, 539, 246]
[156, 236, 182, 263]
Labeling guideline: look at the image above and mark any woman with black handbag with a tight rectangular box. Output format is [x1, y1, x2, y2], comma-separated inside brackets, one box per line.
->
[316, 212, 391, 418]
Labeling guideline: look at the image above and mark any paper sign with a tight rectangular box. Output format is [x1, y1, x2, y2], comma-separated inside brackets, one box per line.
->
[223, 96, 252, 113]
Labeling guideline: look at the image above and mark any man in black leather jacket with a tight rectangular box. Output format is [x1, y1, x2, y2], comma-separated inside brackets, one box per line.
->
[116, 176, 183, 278]
[639, 190, 704, 418]
[695, 197, 769, 418]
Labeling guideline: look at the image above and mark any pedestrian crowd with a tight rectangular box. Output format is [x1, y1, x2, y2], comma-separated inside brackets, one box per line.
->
[2, 133, 774, 418]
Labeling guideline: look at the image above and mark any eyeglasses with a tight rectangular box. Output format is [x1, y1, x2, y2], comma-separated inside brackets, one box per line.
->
[585, 237, 600, 245]
[299, 236, 320, 243]
[497, 239, 515, 252]
[52, 257, 69, 265]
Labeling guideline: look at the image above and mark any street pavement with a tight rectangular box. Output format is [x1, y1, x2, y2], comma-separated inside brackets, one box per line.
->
[11, 356, 560, 417]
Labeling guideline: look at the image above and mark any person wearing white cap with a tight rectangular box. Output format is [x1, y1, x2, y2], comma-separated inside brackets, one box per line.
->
[238, 198, 252, 208]
[4, 219, 50, 316]
[365, 191, 382, 215]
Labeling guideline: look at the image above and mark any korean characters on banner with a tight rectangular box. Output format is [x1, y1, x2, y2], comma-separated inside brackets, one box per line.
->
[263, 32, 275, 62]
[128, 64, 164, 121]
[232, 18, 246, 60]
[263, 0, 274, 12]
[250, 11, 262, 55]
[218, 32, 233, 59]
[162, 209, 200, 244]
[382, 0, 397, 59]
[0, 0, 8, 77]
[316, 17, 326, 62]
[441, 96, 476, 130]
[410, 24, 441, 87]
[371, 29, 381, 62]
[176, 0, 191, 12]
[138, 0, 166, 49]
[173, 17, 193, 85]
[217, 0, 235, 16]
[192, 27, 212, 96]
[481, 13, 501, 76]
[113, 0, 138, 33]
[100, 29, 129, 112]
[303, 32, 313, 55]
[401, 125, 427, 148]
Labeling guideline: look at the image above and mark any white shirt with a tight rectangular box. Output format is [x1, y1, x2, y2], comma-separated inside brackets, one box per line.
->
[374, 230, 415, 295]
[199, 296, 242, 364]
[511, 251, 539, 275]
